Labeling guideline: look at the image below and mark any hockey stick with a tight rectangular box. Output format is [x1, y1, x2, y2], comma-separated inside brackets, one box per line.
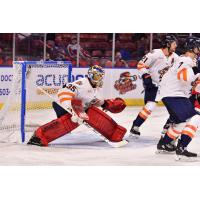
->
[37, 86, 128, 148]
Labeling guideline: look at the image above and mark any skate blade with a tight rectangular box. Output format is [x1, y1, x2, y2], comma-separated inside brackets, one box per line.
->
[175, 155, 198, 162]
[129, 134, 140, 139]
[108, 140, 129, 148]
[155, 150, 175, 155]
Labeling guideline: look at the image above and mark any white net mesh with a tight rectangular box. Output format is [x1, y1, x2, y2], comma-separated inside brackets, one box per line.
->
[0, 61, 72, 143]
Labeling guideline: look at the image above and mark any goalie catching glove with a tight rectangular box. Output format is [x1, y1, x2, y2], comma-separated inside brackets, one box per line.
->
[102, 98, 126, 113]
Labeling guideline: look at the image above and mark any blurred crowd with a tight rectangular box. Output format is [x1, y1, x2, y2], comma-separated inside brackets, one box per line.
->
[0, 33, 196, 67]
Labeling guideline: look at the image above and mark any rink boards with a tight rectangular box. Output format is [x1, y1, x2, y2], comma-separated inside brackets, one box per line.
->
[0, 66, 162, 109]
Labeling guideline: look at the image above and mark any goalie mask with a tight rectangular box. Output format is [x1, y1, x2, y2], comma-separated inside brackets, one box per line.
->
[88, 65, 105, 87]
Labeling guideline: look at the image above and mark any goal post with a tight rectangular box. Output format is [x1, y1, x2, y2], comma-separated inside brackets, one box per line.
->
[0, 61, 72, 143]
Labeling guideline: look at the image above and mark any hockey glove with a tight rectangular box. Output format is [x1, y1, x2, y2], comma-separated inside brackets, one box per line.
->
[142, 73, 155, 89]
[101, 98, 126, 113]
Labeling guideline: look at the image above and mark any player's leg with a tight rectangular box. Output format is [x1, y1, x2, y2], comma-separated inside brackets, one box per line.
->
[157, 97, 191, 153]
[130, 86, 158, 137]
[159, 93, 198, 148]
[158, 97, 199, 157]
[52, 101, 69, 118]
[176, 114, 200, 158]
[27, 113, 79, 146]
[27, 102, 79, 146]
[161, 117, 174, 135]
[157, 116, 176, 151]
[86, 106, 127, 142]
[157, 122, 184, 153]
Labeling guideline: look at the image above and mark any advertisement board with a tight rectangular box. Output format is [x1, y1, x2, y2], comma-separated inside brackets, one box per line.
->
[0, 66, 145, 107]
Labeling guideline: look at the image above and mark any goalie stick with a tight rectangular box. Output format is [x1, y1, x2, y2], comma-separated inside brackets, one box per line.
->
[37, 86, 128, 148]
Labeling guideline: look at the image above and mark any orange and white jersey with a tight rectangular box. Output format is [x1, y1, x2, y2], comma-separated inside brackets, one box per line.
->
[156, 56, 199, 100]
[137, 49, 179, 85]
[56, 77, 104, 110]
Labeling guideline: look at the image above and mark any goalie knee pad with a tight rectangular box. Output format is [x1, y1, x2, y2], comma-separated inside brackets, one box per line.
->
[35, 113, 79, 146]
[86, 106, 127, 142]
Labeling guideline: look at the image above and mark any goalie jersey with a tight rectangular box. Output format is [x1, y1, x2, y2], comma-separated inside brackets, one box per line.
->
[56, 77, 104, 110]
[137, 49, 179, 85]
[156, 56, 199, 101]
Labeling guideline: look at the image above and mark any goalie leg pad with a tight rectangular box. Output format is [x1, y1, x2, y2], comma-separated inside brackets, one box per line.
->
[110, 124, 127, 142]
[35, 113, 79, 146]
[86, 106, 127, 142]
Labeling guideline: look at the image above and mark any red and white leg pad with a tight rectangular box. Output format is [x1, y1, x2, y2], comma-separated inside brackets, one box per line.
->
[35, 113, 79, 146]
[34, 106, 126, 146]
[86, 106, 127, 142]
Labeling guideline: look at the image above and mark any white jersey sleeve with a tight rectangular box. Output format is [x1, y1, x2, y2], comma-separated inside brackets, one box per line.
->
[137, 51, 155, 75]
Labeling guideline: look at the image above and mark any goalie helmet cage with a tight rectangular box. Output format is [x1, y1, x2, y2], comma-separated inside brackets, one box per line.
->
[0, 61, 72, 143]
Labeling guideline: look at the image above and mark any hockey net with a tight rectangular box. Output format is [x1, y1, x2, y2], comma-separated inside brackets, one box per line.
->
[0, 61, 72, 143]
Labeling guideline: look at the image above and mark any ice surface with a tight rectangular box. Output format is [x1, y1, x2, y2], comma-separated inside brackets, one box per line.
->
[1, 106, 200, 166]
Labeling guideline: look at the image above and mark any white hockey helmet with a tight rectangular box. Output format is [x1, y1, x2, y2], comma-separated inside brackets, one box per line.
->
[88, 65, 105, 87]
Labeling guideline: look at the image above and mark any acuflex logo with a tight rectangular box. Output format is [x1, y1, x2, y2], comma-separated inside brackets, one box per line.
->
[36, 74, 87, 86]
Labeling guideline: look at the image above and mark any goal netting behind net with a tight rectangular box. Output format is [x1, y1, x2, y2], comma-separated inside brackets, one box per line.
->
[0, 61, 72, 143]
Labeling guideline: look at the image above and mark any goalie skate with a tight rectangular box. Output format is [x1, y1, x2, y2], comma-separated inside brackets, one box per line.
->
[105, 138, 128, 147]
[27, 133, 43, 146]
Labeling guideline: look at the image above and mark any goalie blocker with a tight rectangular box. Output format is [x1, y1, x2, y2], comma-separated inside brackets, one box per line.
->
[28, 98, 126, 146]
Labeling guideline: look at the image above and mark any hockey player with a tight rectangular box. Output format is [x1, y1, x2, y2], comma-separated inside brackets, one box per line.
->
[188, 57, 200, 111]
[130, 35, 179, 137]
[156, 37, 200, 158]
[27, 65, 127, 147]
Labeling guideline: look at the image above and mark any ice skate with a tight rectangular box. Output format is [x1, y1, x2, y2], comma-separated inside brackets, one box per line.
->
[130, 125, 140, 139]
[175, 140, 197, 161]
[27, 133, 43, 146]
[156, 136, 176, 154]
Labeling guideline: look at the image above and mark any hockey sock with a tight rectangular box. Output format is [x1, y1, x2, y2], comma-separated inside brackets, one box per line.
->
[179, 134, 192, 148]
[133, 107, 151, 127]
[162, 134, 174, 144]
[180, 122, 198, 148]
[161, 118, 173, 135]
[133, 115, 146, 127]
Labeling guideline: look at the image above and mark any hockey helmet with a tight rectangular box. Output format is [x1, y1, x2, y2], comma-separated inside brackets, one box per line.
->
[161, 34, 178, 48]
[88, 65, 105, 87]
[184, 36, 200, 53]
